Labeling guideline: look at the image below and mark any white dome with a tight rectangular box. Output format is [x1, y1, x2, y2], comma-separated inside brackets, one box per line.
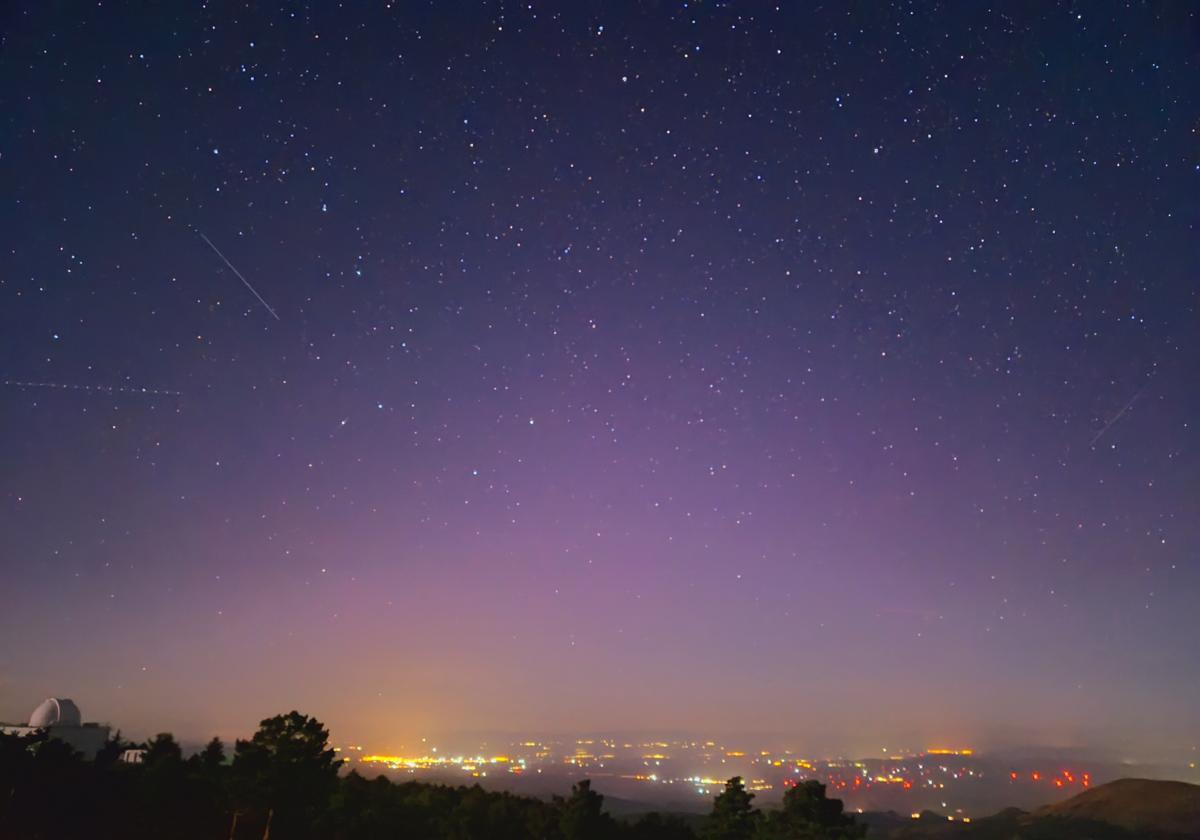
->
[29, 698, 82, 728]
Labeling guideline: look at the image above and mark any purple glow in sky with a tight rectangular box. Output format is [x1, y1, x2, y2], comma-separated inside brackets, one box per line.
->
[1, 3, 1198, 759]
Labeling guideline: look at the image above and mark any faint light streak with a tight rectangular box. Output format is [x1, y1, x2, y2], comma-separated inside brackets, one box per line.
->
[3, 379, 182, 397]
[198, 230, 281, 320]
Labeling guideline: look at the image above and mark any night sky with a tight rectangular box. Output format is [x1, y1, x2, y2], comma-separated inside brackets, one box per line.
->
[2, 3, 1198, 759]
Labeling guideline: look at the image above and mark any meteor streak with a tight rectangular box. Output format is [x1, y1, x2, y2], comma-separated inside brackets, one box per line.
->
[198, 231, 280, 321]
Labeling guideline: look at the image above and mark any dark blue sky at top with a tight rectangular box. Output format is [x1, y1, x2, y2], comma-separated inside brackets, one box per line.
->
[1, 2, 1198, 757]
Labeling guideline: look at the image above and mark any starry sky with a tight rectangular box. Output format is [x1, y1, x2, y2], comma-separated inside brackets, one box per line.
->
[1, 2, 1198, 759]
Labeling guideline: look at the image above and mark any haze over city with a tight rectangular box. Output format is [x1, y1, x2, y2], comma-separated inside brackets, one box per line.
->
[3, 0, 1198, 782]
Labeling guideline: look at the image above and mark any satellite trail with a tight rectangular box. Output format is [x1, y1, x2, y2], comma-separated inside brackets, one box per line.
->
[198, 231, 281, 321]
[1090, 380, 1150, 447]
[3, 380, 182, 397]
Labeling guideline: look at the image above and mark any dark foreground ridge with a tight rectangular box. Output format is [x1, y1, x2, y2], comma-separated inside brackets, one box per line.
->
[2, 712, 1197, 839]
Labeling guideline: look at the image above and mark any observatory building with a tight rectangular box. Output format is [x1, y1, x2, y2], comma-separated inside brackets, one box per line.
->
[1, 698, 111, 758]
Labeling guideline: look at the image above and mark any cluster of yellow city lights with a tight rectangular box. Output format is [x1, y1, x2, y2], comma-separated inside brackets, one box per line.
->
[344, 738, 1022, 822]
[359, 753, 524, 776]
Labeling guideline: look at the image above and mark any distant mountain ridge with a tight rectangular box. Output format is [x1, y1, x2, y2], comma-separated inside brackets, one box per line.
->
[861, 778, 1200, 839]
[1034, 778, 1200, 835]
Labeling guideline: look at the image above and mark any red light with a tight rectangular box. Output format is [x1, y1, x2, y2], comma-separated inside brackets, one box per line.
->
[1010, 772, 1018, 780]
[1054, 779, 1063, 788]
[1032, 772, 1041, 781]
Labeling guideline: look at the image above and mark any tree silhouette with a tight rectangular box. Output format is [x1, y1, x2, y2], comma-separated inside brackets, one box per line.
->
[94, 729, 132, 767]
[231, 710, 342, 838]
[142, 732, 183, 767]
[556, 778, 617, 840]
[3, 734, 93, 837]
[757, 780, 865, 840]
[704, 777, 760, 840]
[196, 735, 225, 770]
[138, 733, 191, 836]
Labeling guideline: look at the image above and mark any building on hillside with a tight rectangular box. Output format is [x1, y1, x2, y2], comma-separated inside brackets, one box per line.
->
[0, 697, 111, 759]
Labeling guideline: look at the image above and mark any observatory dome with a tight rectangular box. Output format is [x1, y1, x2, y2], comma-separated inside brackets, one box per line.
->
[28, 698, 83, 728]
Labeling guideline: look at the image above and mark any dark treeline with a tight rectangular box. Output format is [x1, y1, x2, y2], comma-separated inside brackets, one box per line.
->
[0, 711, 863, 840]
